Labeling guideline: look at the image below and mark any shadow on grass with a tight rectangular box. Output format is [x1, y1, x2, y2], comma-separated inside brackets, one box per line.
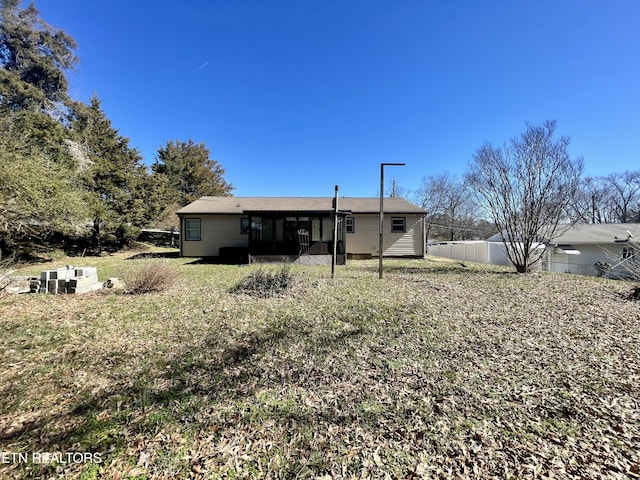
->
[126, 251, 180, 260]
[362, 264, 517, 276]
[185, 257, 245, 265]
[0, 314, 367, 476]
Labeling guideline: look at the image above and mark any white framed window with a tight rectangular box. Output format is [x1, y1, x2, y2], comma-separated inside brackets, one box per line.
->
[391, 217, 406, 233]
[346, 217, 355, 233]
[185, 218, 201, 241]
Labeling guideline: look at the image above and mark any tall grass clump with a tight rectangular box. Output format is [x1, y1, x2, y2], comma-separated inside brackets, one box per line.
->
[120, 260, 178, 294]
[232, 265, 294, 297]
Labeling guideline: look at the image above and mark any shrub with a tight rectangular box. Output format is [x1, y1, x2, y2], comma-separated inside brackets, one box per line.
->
[0, 253, 17, 293]
[594, 262, 611, 277]
[120, 260, 178, 294]
[232, 266, 294, 297]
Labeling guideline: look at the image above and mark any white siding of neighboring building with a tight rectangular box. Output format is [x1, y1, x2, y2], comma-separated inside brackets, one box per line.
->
[347, 214, 424, 257]
[429, 240, 636, 276]
[544, 243, 630, 276]
[488, 243, 511, 265]
[180, 215, 247, 257]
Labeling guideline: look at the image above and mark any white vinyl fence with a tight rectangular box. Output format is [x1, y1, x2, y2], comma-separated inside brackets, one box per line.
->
[428, 240, 542, 269]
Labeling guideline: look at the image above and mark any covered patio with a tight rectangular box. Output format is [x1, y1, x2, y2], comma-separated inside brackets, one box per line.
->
[246, 212, 347, 262]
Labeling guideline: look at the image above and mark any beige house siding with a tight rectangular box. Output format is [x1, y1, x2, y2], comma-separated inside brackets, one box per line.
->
[181, 215, 247, 257]
[179, 212, 425, 258]
[347, 214, 424, 257]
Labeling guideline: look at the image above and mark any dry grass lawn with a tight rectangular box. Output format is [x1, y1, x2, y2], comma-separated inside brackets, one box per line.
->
[0, 249, 639, 479]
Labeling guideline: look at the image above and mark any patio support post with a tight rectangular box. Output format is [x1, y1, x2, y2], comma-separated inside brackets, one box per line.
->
[379, 163, 405, 279]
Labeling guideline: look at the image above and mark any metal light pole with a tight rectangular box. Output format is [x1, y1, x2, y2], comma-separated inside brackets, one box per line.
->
[379, 162, 405, 279]
[331, 185, 339, 279]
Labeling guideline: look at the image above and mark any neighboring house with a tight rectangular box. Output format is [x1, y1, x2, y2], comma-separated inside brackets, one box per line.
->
[429, 223, 640, 276]
[176, 196, 426, 262]
[535, 223, 639, 276]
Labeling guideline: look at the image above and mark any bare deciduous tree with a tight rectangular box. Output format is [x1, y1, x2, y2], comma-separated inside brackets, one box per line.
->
[415, 173, 479, 241]
[466, 121, 583, 273]
[602, 237, 640, 296]
[607, 171, 640, 223]
[568, 176, 615, 224]
[570, 171, 640, 224]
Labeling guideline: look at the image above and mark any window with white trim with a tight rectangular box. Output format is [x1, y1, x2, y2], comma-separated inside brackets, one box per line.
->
[185, 218, 201, 241]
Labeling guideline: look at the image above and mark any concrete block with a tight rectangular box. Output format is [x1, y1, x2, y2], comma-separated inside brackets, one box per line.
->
[69, 276, 99, 288]
[37, 266, 100, 294]
[68, 282, 103, 294]
[38, 274, 49, 293]
[46, 279, 69, 294]
[75, 267, 97, 278]
[56, 267, 76, 280]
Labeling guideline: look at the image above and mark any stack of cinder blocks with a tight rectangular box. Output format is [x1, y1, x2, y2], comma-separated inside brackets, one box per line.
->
[35, 266, 102, 294]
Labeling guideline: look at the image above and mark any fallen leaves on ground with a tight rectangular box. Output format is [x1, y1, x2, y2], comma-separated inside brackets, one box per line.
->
[0, 256, 638, 479]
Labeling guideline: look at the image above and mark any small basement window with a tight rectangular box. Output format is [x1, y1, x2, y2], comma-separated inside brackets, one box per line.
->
[185, 218, 201, 241]
[391, 217, 406, 233]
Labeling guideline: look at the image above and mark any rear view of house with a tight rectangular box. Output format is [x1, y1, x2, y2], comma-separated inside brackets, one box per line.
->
[176, 196, 426, 262]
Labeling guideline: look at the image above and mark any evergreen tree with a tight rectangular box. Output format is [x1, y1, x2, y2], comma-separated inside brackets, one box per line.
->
[0, 0, 77, 111]
[0, 2, 88, 257]
[71, 96, 151, 249]
[0, 111, 88, 258]
[0, 0, 78, 164]
[1, 2, 234, 254]
[153, 139, 233, 206]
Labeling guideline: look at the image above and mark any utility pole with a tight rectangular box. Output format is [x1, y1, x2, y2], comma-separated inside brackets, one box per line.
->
[379, 163, 405, 279]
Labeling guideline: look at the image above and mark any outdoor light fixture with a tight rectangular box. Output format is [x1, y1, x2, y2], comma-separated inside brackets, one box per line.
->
[379, 163, 405, 279]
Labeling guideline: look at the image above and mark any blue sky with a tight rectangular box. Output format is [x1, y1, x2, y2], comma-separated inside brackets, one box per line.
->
[36, 0, 640, 198]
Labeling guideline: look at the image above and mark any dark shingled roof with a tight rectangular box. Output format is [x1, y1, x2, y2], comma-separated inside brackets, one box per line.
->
[176, 196, 426, 215]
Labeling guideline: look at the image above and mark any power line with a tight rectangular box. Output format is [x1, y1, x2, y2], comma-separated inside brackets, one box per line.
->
[426, 222, 491, 233]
